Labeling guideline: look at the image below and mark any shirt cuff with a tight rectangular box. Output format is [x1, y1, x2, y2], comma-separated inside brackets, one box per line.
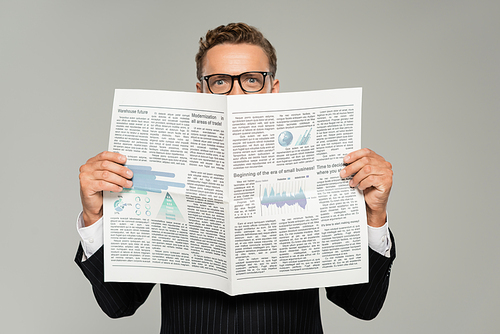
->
[367, 221, 392, 258]
[76, 212, 104, 260]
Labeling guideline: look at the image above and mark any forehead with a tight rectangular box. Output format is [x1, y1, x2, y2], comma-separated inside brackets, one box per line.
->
[202, 43, 270, 76]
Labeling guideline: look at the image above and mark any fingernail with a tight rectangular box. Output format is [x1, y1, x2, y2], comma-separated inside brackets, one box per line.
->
[340, 169, 345, 176]
[349, 179, 354, 187]
[344, 155, 350, 162]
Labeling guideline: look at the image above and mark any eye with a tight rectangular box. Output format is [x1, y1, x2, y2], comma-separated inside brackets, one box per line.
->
[209, 75, 230, 87]
[242, 75, 262, 86]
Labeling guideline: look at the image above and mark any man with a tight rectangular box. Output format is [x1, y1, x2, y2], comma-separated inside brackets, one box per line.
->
[76, 23, 395, 333]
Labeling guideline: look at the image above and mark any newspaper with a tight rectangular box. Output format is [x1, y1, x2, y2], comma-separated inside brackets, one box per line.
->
[103, 88, 367, 296]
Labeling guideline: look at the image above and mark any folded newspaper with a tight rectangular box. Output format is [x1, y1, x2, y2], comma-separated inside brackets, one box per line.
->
[103, 88, 368, 296]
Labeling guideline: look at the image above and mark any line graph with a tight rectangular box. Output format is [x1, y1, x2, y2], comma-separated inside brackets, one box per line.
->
[259, 180, 309, 216]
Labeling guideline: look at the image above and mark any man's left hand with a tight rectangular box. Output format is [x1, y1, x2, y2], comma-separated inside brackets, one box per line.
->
[340, 148, 393, 227]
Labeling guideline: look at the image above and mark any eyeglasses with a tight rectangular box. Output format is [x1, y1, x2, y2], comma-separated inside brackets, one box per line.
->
[201, 71, 273, 95]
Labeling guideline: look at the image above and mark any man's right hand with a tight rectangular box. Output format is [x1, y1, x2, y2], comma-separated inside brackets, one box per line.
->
[79, 151, 133, 227]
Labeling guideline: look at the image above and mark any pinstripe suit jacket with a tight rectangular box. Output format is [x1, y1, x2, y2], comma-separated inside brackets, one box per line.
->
[75, 231, 395, 333]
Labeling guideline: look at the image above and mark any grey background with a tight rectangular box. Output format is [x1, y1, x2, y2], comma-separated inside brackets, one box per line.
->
[1, 0, 499, 333]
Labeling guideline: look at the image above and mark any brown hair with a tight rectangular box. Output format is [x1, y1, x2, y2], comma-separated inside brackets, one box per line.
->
[195, 23, 277, 81]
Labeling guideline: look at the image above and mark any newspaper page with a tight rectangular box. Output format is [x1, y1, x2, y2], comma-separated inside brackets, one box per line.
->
[103, 88, 367, 296]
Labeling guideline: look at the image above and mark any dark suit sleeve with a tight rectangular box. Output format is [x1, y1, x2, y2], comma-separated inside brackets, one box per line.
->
[75, 244, 156, 318]
[325, 229, 396, 320]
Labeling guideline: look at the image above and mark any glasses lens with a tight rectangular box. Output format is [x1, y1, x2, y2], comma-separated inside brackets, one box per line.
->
[208, 75, 232, 94]
[240, 72, 265, 92]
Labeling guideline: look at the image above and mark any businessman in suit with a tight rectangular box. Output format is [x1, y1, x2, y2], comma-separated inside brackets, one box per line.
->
[76, 23, 395, 333]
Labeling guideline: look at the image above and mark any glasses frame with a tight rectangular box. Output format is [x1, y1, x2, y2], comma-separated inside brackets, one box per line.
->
[201, 71, 274, 95]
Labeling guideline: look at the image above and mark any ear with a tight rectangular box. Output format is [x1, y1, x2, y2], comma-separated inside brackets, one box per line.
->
[271, 78, 280, 93]
[196, 82, 202, 93]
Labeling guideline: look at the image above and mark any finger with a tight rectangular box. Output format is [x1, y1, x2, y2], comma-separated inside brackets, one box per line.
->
[343, 148, 376, 164]
[340, 156, 388, 179]
[94, 170, 133, 190]
[95, 159, 133, 180]
[80, 158, 133, 180]
[80, 166, 133, 193]
[85, 151, 127, 165]
[357, 175, 385, 192]
[350, 165, 393, 191]
[79, 157, 133, 196]
[87, 178, 128, 194]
